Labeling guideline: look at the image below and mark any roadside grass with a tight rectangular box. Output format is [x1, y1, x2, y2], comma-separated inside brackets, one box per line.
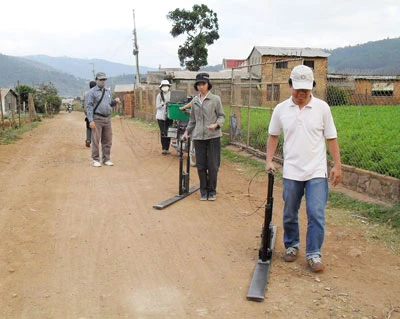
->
[0, 122, 41, 145]
[221, 146, 400, 254]
[326, 192, 400, 254]
[124, 117, 159, 132]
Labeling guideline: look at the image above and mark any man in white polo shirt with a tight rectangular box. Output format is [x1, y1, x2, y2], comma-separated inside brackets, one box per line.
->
[266, 65, 342, 272]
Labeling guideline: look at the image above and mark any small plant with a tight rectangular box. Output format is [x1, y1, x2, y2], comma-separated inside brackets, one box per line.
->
[327, 86, 350, 106]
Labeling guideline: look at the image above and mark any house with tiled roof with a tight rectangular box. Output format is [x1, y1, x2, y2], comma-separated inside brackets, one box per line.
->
[222, 59, 246, 69]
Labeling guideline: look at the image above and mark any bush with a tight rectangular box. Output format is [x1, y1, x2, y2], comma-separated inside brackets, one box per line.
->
[327, 86, 350, 106]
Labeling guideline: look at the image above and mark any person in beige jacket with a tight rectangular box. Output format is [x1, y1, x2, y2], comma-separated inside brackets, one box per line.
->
[182, 73, 225, 201]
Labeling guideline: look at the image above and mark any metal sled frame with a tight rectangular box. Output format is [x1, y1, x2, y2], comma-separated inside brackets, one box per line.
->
[247, 170, 277, 302]
[246, 225, 277, 301]
[153, 137, 199, 210]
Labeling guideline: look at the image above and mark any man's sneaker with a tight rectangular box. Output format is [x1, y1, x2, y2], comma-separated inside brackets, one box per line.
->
[103, 161, 114, 166]
[93, 160, 102, 167]
[283, 247, 298, 262]
[161, 150, 168, 155]
[208, 194, 216, 201]
[85, 140, 91, 148]
[200, 194, 208, 201]
[308, 257, 324, 272]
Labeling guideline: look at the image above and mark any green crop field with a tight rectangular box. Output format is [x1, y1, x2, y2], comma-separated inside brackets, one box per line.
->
[225, 105, 400, 178]
[331, 105, 400, 178]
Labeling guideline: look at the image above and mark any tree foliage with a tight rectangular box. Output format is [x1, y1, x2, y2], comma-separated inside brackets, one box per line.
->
[167, 4, 219, 71]
[327, 86, 350, 106]
[34, 83, 62, 114]
[14, 84, 36, 106]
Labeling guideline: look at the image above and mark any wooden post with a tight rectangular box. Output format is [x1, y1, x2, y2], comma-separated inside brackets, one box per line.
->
[247, 66, 252, 147]
[28, 93, 36, 121]
[0, 91, 4, 130]
[17, 81, 21, 128]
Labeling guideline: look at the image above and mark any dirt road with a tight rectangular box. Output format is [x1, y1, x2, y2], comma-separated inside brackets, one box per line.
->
[0, 111, 399, 319]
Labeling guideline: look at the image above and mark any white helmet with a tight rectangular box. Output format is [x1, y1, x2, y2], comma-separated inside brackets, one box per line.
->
[159, 79, 171, 88]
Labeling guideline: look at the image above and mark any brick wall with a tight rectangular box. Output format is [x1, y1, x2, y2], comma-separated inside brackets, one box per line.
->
[354, 80, 400, 105]
[260, 57, 328, 106]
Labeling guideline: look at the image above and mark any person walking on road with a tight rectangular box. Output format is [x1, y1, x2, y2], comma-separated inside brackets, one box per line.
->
[84, 80, 97, 148]
[86, 72, 120, 167]
[265, 65, 342, 272]
[182, 73, 225, 201]
[155, 80, 172, 155]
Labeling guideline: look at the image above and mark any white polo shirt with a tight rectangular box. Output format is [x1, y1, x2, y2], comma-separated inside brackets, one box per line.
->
[268, 95, 337, 181]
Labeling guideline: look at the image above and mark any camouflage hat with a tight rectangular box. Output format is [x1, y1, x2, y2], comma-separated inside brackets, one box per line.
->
[95, 72, 107, 80]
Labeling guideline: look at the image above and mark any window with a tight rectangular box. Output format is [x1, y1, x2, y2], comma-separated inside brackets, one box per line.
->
[371, 90, 393, 97]
[303, 60, 315, 69]
[276, 60, 288, 69]
[267, 84, 280, 101]
[371, 82, 394, 97]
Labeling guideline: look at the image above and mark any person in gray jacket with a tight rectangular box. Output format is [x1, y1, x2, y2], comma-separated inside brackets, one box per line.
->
[84, 80, 97, 147]
[182, 73, 225, 201]
[86, 72, 120, 167]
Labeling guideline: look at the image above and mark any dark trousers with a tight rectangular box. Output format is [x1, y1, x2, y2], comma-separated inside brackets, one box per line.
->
[194, 138, 221, 197]
[157, 119, 172, 151]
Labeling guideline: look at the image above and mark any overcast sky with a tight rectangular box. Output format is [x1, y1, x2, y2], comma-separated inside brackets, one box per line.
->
[1, 0, 399, 70]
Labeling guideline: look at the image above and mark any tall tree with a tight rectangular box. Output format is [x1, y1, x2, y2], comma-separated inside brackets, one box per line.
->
[34, 83, 62, 114]
[14, 84, 36, 106]
[167, 4, 219, 71]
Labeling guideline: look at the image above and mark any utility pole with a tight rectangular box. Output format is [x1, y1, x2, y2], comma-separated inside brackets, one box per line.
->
[17, 80, 21, 128]
[90, 63, 96, 79]
[132, 9, 140, 86]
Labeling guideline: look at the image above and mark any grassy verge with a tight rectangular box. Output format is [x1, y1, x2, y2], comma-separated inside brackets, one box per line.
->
[0, 121, 41, 145]
[221, 146, 400, 253]
[328, 192, 400, 230]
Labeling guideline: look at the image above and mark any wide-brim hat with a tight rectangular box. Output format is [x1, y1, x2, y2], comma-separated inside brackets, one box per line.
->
[194, 72, 212, 91]
[159, 79, 171, 88]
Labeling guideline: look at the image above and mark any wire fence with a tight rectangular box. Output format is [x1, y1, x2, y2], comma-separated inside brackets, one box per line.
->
[131, 60, 400, 180]
[0, 92, 42, 132]
[227, 59, 400, 179]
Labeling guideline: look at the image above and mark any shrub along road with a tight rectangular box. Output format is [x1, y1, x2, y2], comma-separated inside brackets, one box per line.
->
[0, 111, 399, 318]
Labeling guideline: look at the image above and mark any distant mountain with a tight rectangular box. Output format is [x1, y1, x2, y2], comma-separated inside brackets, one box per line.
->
[0, 53, 86, 97]
[200, 64, 223, 72]
[23, 55, 157, 80]
[327, 37, 400, 75]
[2, 38, 399, 99]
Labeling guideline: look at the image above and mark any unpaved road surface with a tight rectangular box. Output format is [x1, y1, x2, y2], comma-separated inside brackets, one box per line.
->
[0, 111, 399, 319]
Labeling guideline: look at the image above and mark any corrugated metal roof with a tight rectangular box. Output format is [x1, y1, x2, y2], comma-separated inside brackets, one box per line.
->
[114, 84, 134, 92]
[328, 74, 400, 80]
[251, 46, 330, 58]
[169, 70, 255, 80]
[223, 59, 246, 69]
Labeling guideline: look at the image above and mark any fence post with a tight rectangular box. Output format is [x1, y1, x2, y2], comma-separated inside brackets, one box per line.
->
[28, 93, 36, 121]
[0, 91, 4, 130]
[231, 75, 242, 143]
[246, 66, 252, 147]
